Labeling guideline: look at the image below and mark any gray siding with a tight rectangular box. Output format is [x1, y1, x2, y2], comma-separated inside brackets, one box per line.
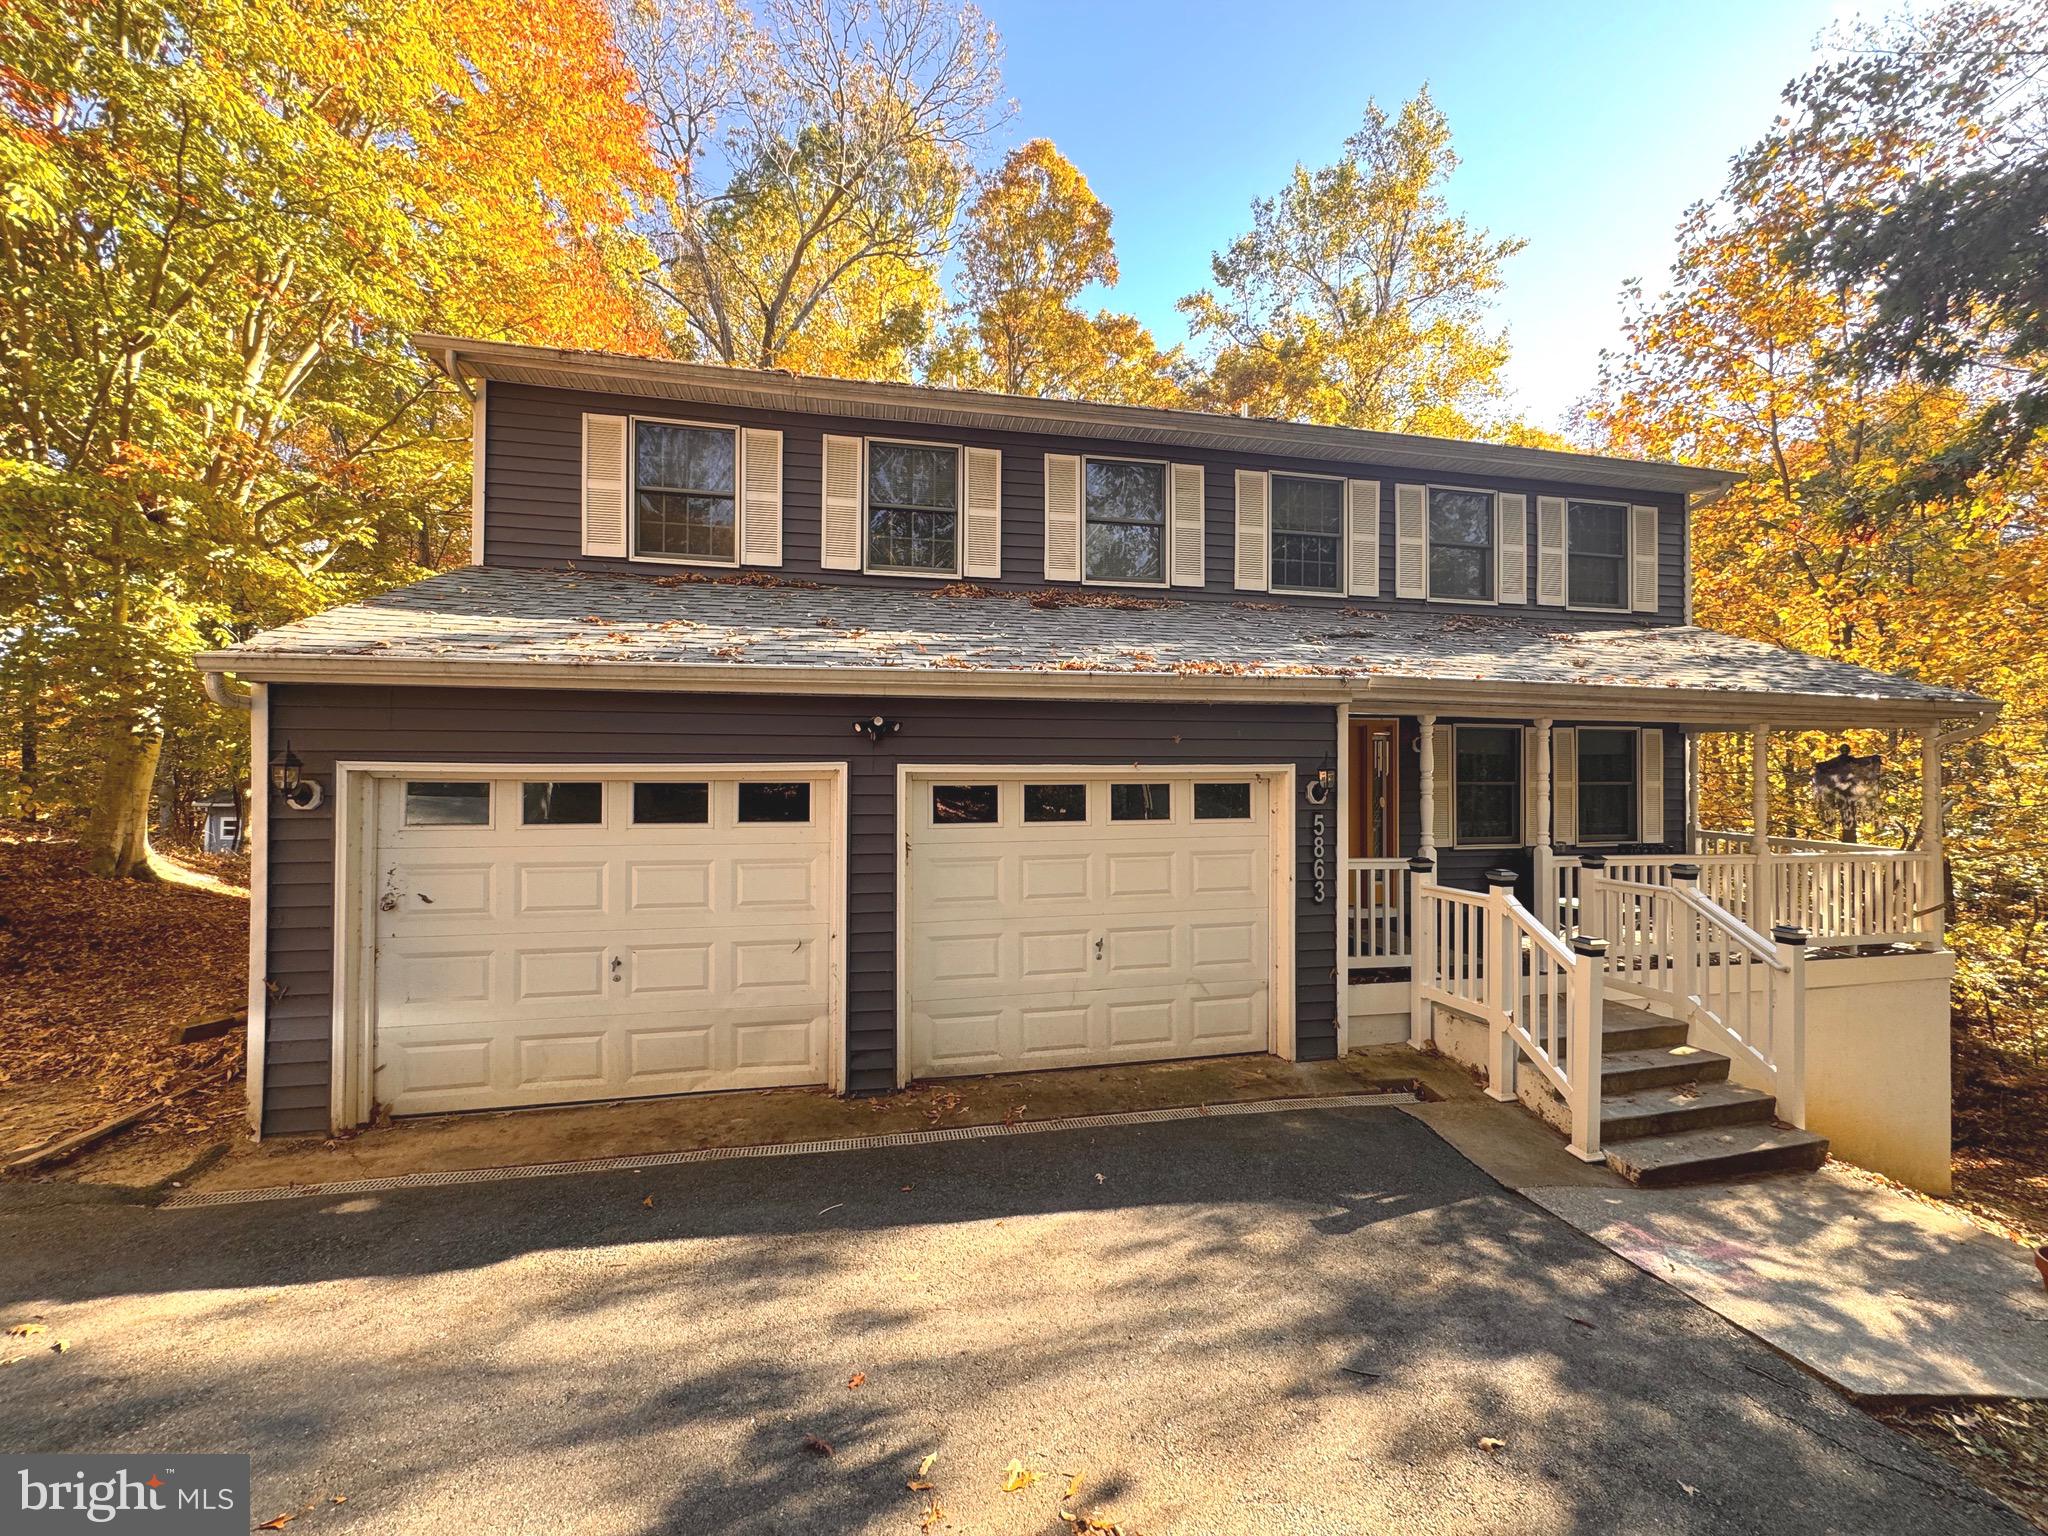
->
[483, 383, 1691, 625]
[259, 686, 1338, 1137]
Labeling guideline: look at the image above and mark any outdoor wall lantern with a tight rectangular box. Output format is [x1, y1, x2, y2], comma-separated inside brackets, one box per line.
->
[271, 741, 324, 811]
[852, 715, 901, 744]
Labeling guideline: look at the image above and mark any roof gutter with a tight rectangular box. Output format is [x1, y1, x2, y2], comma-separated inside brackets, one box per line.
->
[201, 670, 253, 712]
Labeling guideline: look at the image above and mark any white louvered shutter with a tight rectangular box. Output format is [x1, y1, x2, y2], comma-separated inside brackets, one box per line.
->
[739, 427, 783, 566]
[1170, 463, 1205, 587]
[1233, 470, 1269, 591]
[581, 413, 629, 558]
[1522, 727, 1541, 846]
[1639, 729, 1666, 843]
[1395, 484, 1427, 599]
[1536, 496, 1567, 606]
[1346, 479, 1380, 596]
[1432, 728, 1455, 847]
[821, 434, 863, 570]
[1497, 493, 1528, 605]
[1552, 727, 1578, 846]
[1043, 454, 1082, 581]
[1631, 505, 1660, 612]
[963, 446, 1003, 578]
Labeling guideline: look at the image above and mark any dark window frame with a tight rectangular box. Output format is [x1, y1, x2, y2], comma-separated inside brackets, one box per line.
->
[631, 416, 741, 567]
[1081, 456, 1170, 588]
[1567, 499, 1631, 611]
[865, 437, 962, 578]
[1269, 473, 1345, 595]
[1576, 728, 1641, 845]
[1454, 725, 1521, 848]
[1428, 485, 1497, 604]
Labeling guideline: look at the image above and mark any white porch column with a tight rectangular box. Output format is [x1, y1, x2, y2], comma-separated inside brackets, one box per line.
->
[1418, 714, 1438, 862]
[1532, 717, 1554, 928]
[1921, 725, 1945, 939]
[1751, 723, 1774, 929]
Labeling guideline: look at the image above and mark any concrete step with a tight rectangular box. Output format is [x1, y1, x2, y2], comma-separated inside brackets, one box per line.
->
[1600, 1043, 1731, 1094]
[1601, 1080, 1778, 1141]
[1601, 1009, 1689, 1053]
[1603, 1122, 1830, 1187]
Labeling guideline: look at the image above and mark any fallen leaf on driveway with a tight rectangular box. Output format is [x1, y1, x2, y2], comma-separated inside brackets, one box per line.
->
[6, 1323, 46, 1337]
[1680, 1482, 1699, 1497]
[802, 1434, 835, 1458]
[256, 1516, 294, 1530]
[641, 1194, 654, 1209]
[916, 1452, 937, 1478]
[918, 1498, 946, 1533]
[906, 1478, 934, 1492]
[847, 1372, 865, 1389]
[1478, 1436, 1506, 1453]
[51, 1340, 70, 1353]
[1002, 1460, 1035, 1493]
[1065, 1471, 1084, 1499]
[331, 1495, 348, 1504]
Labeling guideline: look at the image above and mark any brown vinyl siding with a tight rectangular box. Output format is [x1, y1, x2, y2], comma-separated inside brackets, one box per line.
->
[482, 382, 1690, 624]
[257, 685, 1338, 1137]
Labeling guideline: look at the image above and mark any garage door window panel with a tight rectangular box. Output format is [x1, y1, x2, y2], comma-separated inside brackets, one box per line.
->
[933, 784, 999, 824]
[739, 781, 811, 823]
[1194, 782, 1253, 820]
[1110, 782, 1172, 821]
[632, 781, 710, 825]
[1024, 783, 1087, 823]
[522, 781, 604, 826]
[405, 781, 491, 827]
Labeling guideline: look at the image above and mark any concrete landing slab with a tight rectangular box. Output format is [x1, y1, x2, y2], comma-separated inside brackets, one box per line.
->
[1528, 1167, 2048, 1402]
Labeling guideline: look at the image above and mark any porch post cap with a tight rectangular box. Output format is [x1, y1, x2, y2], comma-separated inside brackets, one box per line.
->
[1579, 853, 1607, 869]
[1484, 867, 1518, 888]
[1407, 855, 1435, 872]
[1570, 935, 1610, 957]
[1771, 923, 1812, 946]
[1669, 861, 1701, 880]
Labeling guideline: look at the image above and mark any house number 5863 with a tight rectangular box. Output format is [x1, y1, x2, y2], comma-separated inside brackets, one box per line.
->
[1311, 811, 1328, 903]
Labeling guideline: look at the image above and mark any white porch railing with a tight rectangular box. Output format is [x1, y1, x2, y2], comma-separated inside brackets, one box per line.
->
[1543, 836, 1940, 947]
[1346, 858, 1412, 964]
[1412, 875, 1609, 1162]
[1580, 867, 1809, 1125]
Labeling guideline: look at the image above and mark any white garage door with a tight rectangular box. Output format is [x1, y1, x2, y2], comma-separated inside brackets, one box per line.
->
[904, 771, 1279, 1079]
[372, 771, 835, 1116]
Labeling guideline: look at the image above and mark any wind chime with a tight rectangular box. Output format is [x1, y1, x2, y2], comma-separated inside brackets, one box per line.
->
[1811, 743, 1884, 843]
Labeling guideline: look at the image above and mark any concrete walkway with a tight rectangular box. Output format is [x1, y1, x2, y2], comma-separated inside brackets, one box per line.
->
[1368, 1046, 2048, 1403]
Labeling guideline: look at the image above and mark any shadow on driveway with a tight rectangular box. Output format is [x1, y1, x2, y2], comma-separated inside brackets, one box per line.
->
[0, 1106, 2025, 1535]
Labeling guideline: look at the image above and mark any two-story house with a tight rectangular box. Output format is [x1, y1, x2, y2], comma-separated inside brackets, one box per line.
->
[198, 335, 1994, 1189]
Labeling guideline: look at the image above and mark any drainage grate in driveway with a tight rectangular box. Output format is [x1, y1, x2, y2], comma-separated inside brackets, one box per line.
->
[159, 1092, 1418, 1208]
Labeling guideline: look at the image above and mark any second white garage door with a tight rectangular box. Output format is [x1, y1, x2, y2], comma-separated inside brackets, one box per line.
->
[903, 770, 1283, 1079]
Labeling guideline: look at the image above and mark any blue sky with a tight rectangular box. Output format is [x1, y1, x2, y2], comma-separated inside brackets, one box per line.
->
[973, 0, 1849, 429]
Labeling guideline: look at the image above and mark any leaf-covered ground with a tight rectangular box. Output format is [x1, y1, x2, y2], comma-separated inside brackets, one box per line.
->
[0, 828, 248, 1171]
[1950, 1028, 2048, 1247]
[1879, 1400, 2048, 1533]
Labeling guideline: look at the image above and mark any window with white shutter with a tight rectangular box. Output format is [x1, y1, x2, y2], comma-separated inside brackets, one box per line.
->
[1551, 727, 1579, 845]
[739, 427, 783, 567]
[1043, 454, 1082, 581]
[821, 434, 863, 570]
[1346, 479, 1380, 596]
[580, 413, 629, 558]
[1169, 463, 1205, 587]
[963, 445, 1003, 579]
[1631, 505, 1661, 612]
[1536, 496, 1568, 607]
[1639, 728, 1666, 843]
[1233, 470, 1269, 591]
[1497, 493, 1528, 604]
[1394, 484, 1427, 598]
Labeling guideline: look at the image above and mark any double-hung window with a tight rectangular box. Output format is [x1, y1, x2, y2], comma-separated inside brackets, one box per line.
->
[1455, 726, 1520, 846]
[867, 441, 960, 575]
[1270, 475, 1344, 594]
[1083, 458, 1167, 584]
[634, 421, 738, 563]
[1429, 488, 1495, 602]
[1577, 728, 1639, 843]
[1568, 500, 1629, 609]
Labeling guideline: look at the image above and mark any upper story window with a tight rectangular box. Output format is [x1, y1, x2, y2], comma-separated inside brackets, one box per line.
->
[868, 441, 960, 575]
[1084, 458, 1167, 585]
[1270, 475, 1344, 594]
[1429, 488, 1495, 602]
[1568, 500, 1629, 610]
[1454, 726, 1520, 846]
[634, 421, 738, 564]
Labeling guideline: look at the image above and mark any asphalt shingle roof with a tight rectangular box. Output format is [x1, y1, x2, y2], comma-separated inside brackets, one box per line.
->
[209, 565, 1986, 710]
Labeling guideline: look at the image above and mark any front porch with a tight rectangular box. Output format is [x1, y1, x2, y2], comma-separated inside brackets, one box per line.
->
[1336, 710, 1971, 1191]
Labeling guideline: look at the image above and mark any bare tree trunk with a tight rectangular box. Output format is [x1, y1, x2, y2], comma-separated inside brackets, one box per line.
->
[82, 709, 165, 879]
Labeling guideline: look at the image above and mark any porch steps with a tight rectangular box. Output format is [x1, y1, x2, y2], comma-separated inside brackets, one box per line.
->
[1592, 1002, 1827, 1186]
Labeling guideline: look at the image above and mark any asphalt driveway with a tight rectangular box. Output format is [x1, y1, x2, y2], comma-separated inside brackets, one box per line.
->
[0, 1106, 2025, 1534]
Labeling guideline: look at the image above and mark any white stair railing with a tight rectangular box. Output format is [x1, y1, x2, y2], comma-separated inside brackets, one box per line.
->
[1412, 864, 1608, 1162]
[1581, 859, 1810, 1126]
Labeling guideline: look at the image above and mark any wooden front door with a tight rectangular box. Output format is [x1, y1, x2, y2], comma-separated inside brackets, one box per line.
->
[1350, 718, 1401, 859]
